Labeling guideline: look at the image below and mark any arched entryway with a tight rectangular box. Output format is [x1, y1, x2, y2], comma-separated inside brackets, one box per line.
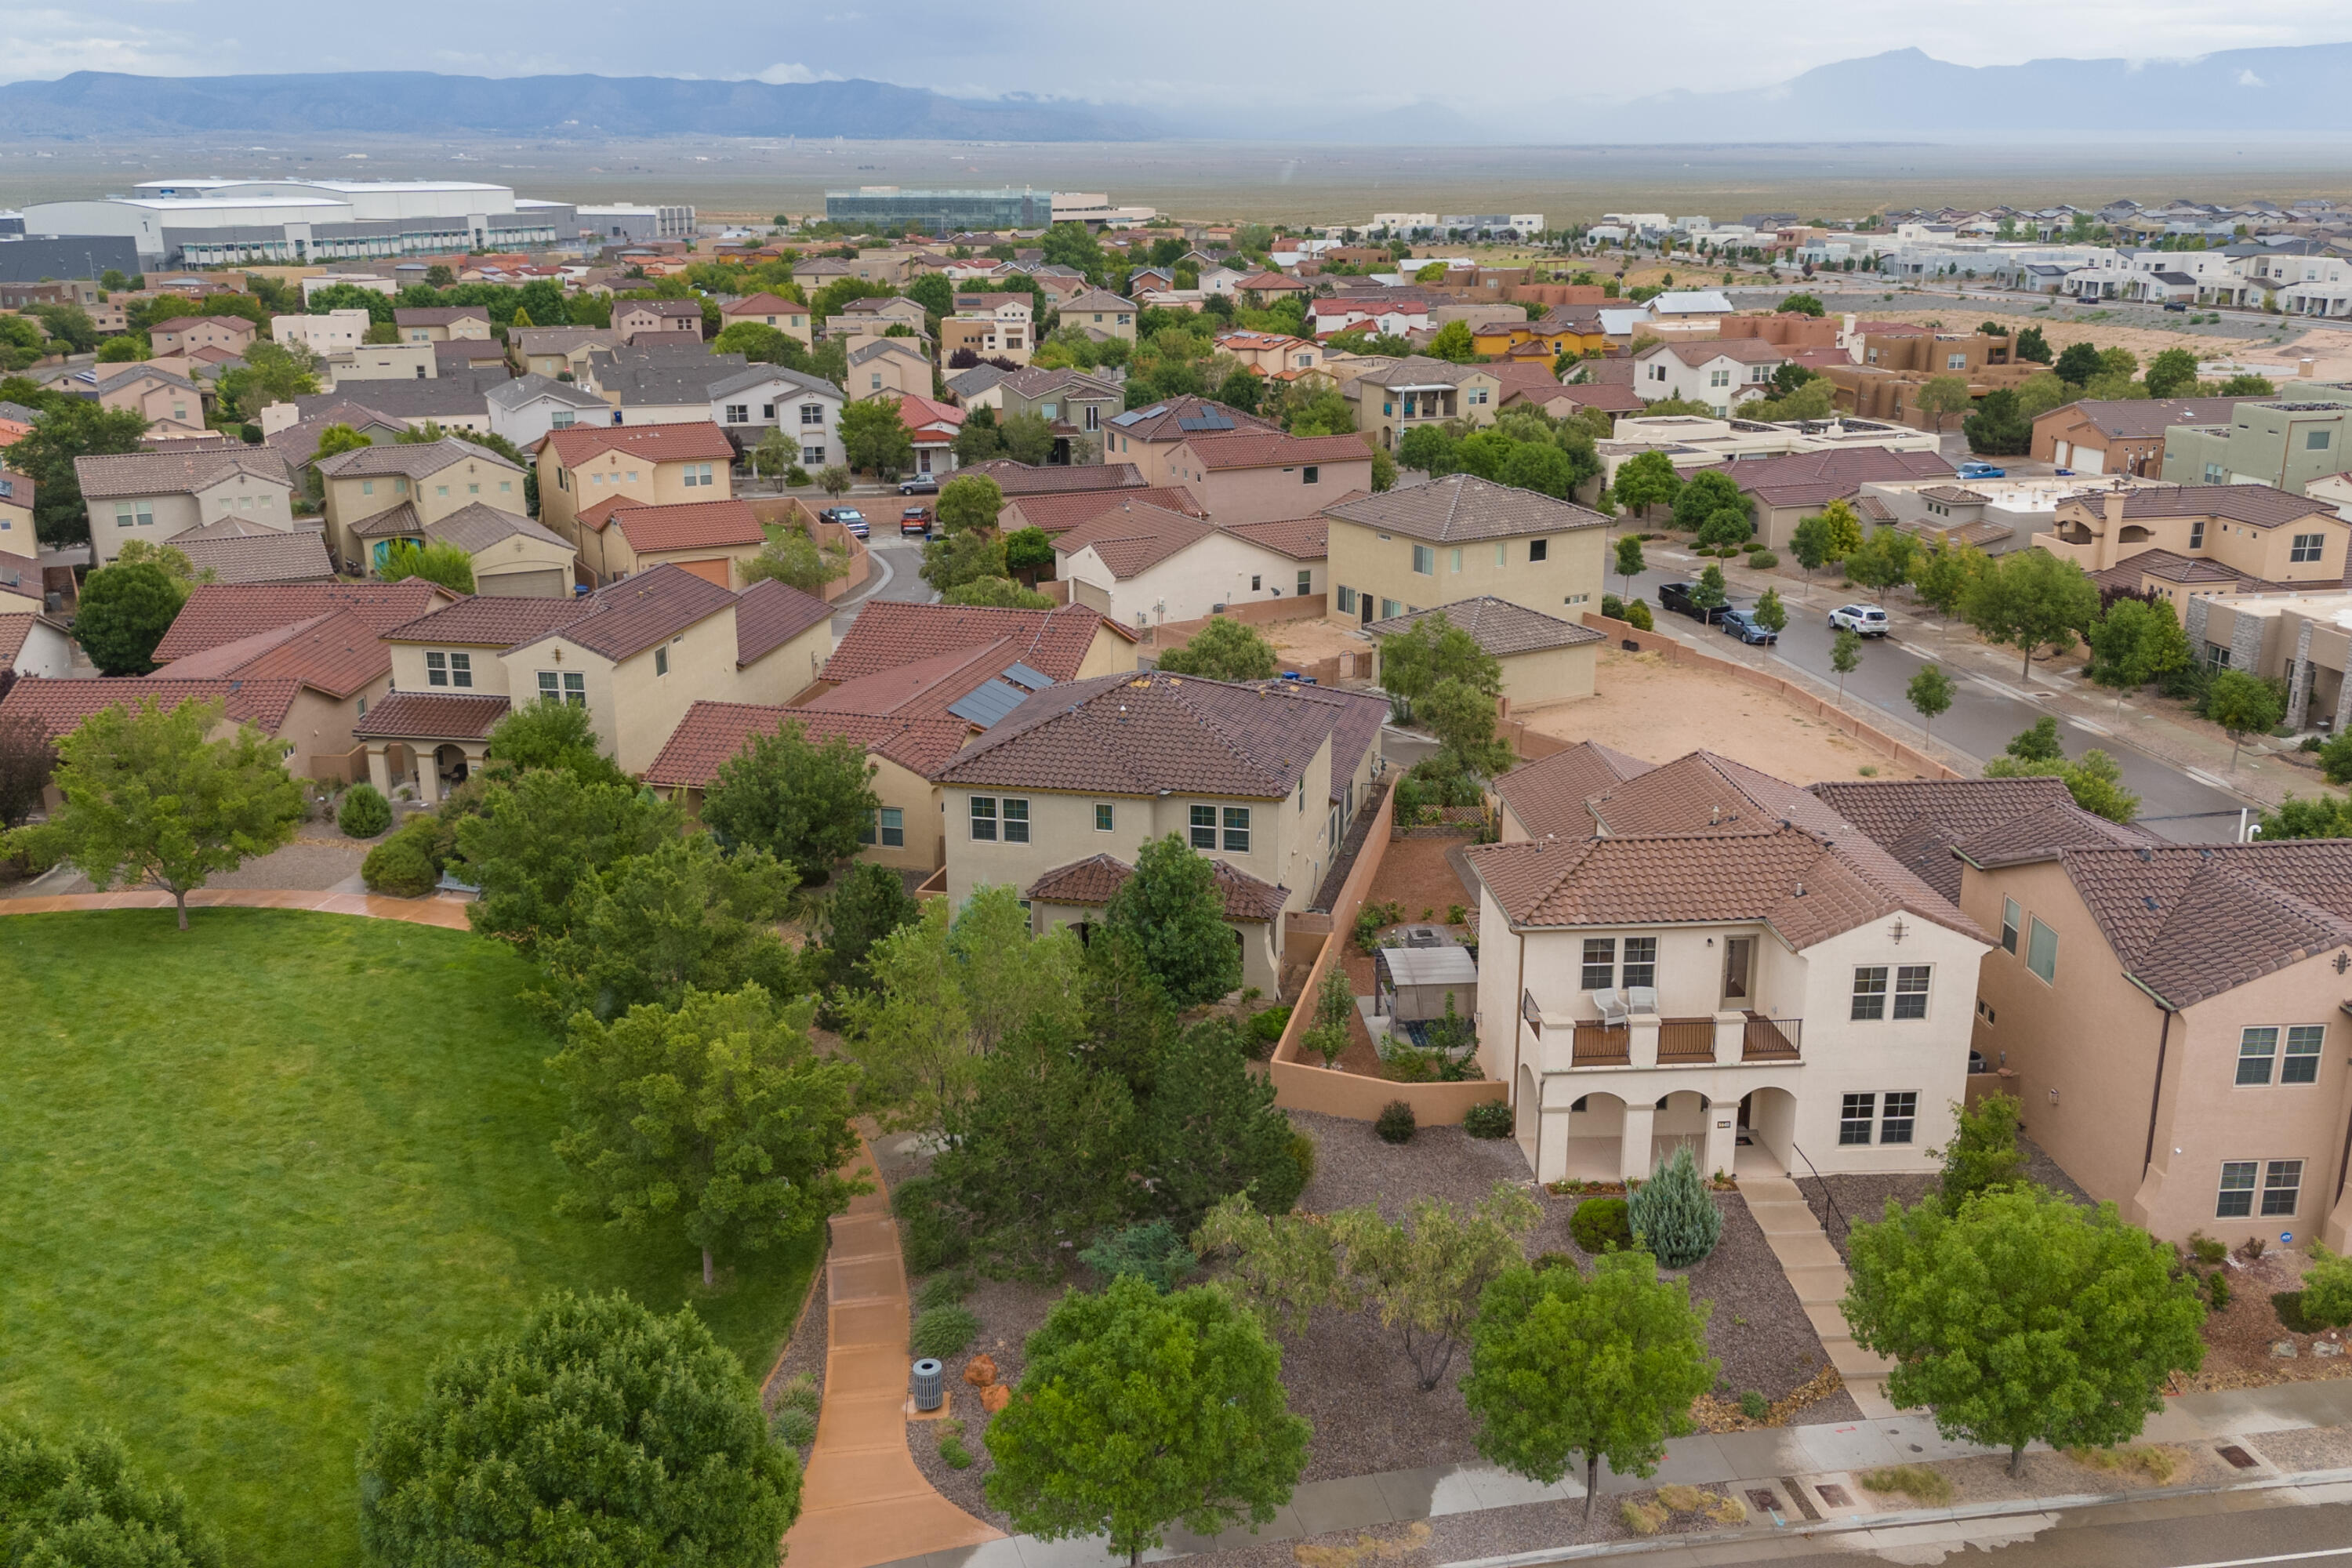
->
[1650, 1091, 1711, 1171]
[1515, 1062, 1541, 1171]
[1737, 1086, 1798, 1177]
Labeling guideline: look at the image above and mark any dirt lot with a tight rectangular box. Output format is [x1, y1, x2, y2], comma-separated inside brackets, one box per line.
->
[1528, 648, 1928, 786]
[1265, 617, 1377, 665]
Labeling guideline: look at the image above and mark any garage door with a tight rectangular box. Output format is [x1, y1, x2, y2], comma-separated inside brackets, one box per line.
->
[477, 567, 568, 598]
[675, 557, 733, 586]
[2074, 446, 2103, 475]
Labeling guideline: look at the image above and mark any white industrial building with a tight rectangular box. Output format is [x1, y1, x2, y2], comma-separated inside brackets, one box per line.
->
[576, 205, 699, 243]
[21, 178, 582, 267]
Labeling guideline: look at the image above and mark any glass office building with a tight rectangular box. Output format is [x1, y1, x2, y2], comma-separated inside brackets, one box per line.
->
[823, 187, 1052, 233]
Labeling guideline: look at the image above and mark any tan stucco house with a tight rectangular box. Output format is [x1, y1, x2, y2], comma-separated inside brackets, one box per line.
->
[1324, 474, 1606, 626]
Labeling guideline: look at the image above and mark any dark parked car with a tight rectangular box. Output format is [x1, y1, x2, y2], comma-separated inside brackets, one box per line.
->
[820, 506, 869, 539]
[898, 475, 940, 495]
[1658, 580, 1732, 624]
[1719, 608, 1778, 644]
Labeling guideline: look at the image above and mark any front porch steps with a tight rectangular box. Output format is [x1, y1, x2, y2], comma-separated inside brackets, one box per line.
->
[1738, 1167, 1898, 1419]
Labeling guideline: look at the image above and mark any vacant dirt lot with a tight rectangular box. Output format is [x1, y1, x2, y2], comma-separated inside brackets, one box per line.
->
[1526, 648, 1929, 785]
[1265, 616, 1377, 663]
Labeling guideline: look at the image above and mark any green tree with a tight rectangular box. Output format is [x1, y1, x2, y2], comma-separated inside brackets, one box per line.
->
[937, 472, 1005, 535]
[73, 558, 188, 673]
[818, 463, 852, 499]
[1215, 365, 1264, 414]
[1156, 617, 1279, 681]
[1377, 608, 1501, 724]
[1984, 740, 2140, 822]
[94, 332, 148, 363]
[1907, 663, 1955, 746]
[31, 302, 100, 353]
[2217, 373, 2277, 397]
[2254, 793, 2352, 840]
[535, 834, 804, 1022]
[1396, 426, 1457, 477]
[742, 524, 850, 595]
[1831, 627, 1863, 706]
[944, 575, 1054, 608]
[1611, 450, 1682, 520]
[1329, 1183, 1542, 1390]
[1000, 410, 1057, 466]
[1002, 523, 1056, 578]
[1911, 539, 1992, 621]
[1040, 221, 1109, 282]
[8, 400, 151, 546]
[2205, 669, 2285, 769]
[377, 539, 476, 594]
[1961, 548, 2100, 681]
[456, 769, 680, 954]
[2006, 716, 2066, 764]
[1614, 532, 1646, 598]
[312, 422, 373, 463]
[1780, 292, 1826, 317]
[840, 397, 915, 477]
[1105, 833, 1245, 1007]
[1670, 470, 1745, 535]
[1915, 374, 1973, 433]
[476, 700, 627, 789]
[1688, 562, 1728, 612]
[2144, 347, 2201, 399]
[922, 530, 1008, 595]
[1462, 1251, 1719, 1522]
[1139, 1018, 1308, 1226]
[984, 1276, 1309, 1568]
[1695, 506, 1752, 552]
[1627, 1146, 1722, 1267]
[1843, 1188, 2205, 1477]
[0, 1421, 227, 1568]
[359, 1291, 801, 1567]
[0, 711, 56, 833]
[1370, 445, 1397, 492]
[1936, 1091, 2027, 1208]
[1960, 387, 2033, 456]
[953, 407, 1008, 465]
[816, 858, 922, 993]
[216, 339, 322, 420]
[2013, 325, 2052, 364]
[2085, 596, 2191, 704]
[1842, 528, 1918, 604]
[551, 984, 860, 1285]
[1420, 677, 1515, 778]
[6, 697, 303, 930]
[1500, 441, 1577, 499]
[2053, 341, 2104, 387]
[1753, 586, 1788, 635]
[701, 718, 880, 885]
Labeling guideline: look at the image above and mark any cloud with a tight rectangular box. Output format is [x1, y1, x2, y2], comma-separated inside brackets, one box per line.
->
[754, 62, 840, 84]
[0, 6, 234, 80]
[2236, 67, 2267, 86]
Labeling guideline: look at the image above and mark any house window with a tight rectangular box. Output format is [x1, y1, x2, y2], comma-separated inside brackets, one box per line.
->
[862, 807, 905, 848]
[2189, 519, 2205, 550]
[2205, 642, 2230, 672]
[804, 445, 826, 465]
[1946, 353, 1968, 370]
[2291, 532, 2325, 563]
[114, 501, 154, 528]
[1880, 1091, 1918, 1145]
[2001, 897, 2020, 953]
[2263, 1159, 2304, 1216]
[1450, 547, 1464, 572]
[2308, 429, 2334, 451]
[1581, 938, 1615, 991]
[801, 404, 825, 426]
[1189, 804, 1218, 848]
[1303, 465, 1319, 484]
[1621, 935, 1656, 990]
[1839, 1093, 1876, 1145]
[1222, 806, 1250, 852]
[1094, 803, 1115, 833]
[1530, 539, 1548, 562]
[1412, 544, 1435, 575]
[1709, 368, 1730, 388]
[1381, 598, 1403, 619]
[437, 485, 449, 498]
[1336, 586, 1357, 613]
[1001, 797, 1029, 844]
[2202, 463, 2223, 484]
[684, 463, 715, 488]
[426, 651, 448, 686]
[969, 796, 999, 841]
[2238, 1026, 2279, 1085]
[726, 404, 749, 424]
[1251, 575, 1261, 591]
[2026, 917, 2058, 984]
[654, 647, 669, 677]
[1851, 966, 1889, 1021]
[2285, 1024, 2325, 1084]
[1298, 569, 1312, 597]
[535, 670, 585, 706]
[361, 480, 375, 496]
[2217, 1161, 2258, 1216]
[1893, 965, 1930, 1020]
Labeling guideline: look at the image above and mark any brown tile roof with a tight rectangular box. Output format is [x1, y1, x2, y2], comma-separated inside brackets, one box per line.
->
[958, 459, 1146, 495]
[610, 498, 764, 554]
[73, 446, 292, 501]
[644, 700, 970, 789]
[1001, 485, 1206, 538]
[2053, 397, 2256, 441]
[2107, 484, 2336, 530]
[158, 608, 389, 699]
[804, 639, 1026, 720]
[394, 307, 492, 327]
[512, 563, 739, 663]
[723, 292, 809, 318]
[1026, 851, 1288, 922]
[934, 671, 1370, 799]
[1218, 515, 1329, 561]
[1650, 340, 1788, 367]
[1712, 448, 1955, 509]
[352, 689, 510, 742]
[166, 525, 337, 585]
[0, 612, 62, 666]
[317, 437, 521, 481]
[1364, 597, 1604, 658]
[542, 422, 736, 467]
[1178, 432, 1374, 471]
[998, 366, 1123, 401]
[426, 503, 572, 556]
[1099, 397, 1281, 445]
[1809, 775, 2149, 902]
[823, 600, 1132, 685]
[349, 501, 426, 540]
[1491, 742, 1655, 840]
[733, 579, 833, 667]
[383, 594, 590, 648]
[1325, 474, 1606, 543]
[2060, 840, 2352, 1007]
[1896, 517, 2014, 550]
[262, 403, 408, 469]
[1051, 504, 1218, 579]
[2088, 549, 2253, 593]
[154, 581, 452, 661]
[0, 675, 301, 741]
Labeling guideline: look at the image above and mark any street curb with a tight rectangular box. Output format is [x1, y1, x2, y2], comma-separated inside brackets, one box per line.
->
[1435, 1465, 2352, 1566]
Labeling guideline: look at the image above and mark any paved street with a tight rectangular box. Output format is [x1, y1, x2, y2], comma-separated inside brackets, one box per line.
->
[1752, 1497, 2352, 1567]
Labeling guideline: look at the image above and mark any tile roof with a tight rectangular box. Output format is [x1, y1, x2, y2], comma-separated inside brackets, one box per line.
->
[823, 600, 1132, 685]
[0, 675, 301, 740]
[2060, 841, 2352, 1008]
[1365, 597, 1605, 658]
[0, 612, 63, 666]
[154, 580, 451, 661]
[1100, 396, 1282, 444]
[1325, 474, 1605, 543]
[934, 671, 1370, 799]
[1490, 742, 1655, 840]
[73, 446, 292, 501]
[289, 372, 508, 423]
[519, 562, 739, 662]
[349, 502, 424, 540]
[351, 689, 510, 741]
[263, 403, 408, 469]
[1350, 356, 1497, 390]
[1178, 432, 1374, 471]
[1646, 339, 1788, 366]
[609, 498, 765, 554]
[510, 326, 622, 357]
[383, 594, 591, 648]
[733, 578, 834, 667]
[158, 608, 388, 699]
[426, 502, 573, 556]
[998, 366, 1123, 401]
[723, 292, 810, 317]
[2089, 548, 2253, 593]
[957, 460, 1145, 495]
[613, 299, 704, 319]
[946, 364, 1011, 399]
[1027, 851, 1289, 922]
[1000, 486, 1203, 538]
[394, 307, 492, 326]
[1218, 514, 1328, 561]
[542, 422, 736, 467]
[486, 373, 610, 414]
[643, 701, 971, 789]
[1051, 504, 1218, 579]
[1713, 448, 1955, 508]
[165, 525, 336, 585]
[2055, 397, 2258, 440]
[1809, 775, 2149, 902]
[804, 639, 1033, 721]
[2107, 484, 2336, 529]
[1063, 290, 1137, 314]
[317, 437, 521, 480]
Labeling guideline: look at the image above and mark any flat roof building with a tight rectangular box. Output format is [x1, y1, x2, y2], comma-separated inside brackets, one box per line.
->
[823, 187, 1054, 233]
[23, 177, 577, 267]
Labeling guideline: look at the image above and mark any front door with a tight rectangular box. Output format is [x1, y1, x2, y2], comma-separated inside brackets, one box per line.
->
[1359, 590, 1373, 626]
[1721, 936, 1753, 1007]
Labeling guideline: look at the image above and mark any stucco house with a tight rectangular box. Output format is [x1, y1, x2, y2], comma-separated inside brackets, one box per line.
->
[1324, 474, 1605, 626]
[536, 422, 736, 543]
[1164, 431, 1376, 525]
[73, 446, 298, 568]
[314, 437, 529, 575]
[1051, 502, 1322, 630]
[1365, 596, 1604, 712]
[1100, 396, 1284, 485]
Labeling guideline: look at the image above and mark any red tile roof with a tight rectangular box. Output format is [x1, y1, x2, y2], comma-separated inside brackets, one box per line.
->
[804, 640, 1026, 721]
[1808, 775, 2150, 902]
[351, 690, 510, 742]
[957, 459, 1145, 495]
[1218, 515, 1328, 561]
[153, 581, 452, 662]
[644, 700, 971, 788]
[1491, 742, 1655, 840]
[0, 676, 301, 740]
[542, 422, 736, 467]
[1027, 851, 1288, 921]
[733, 578, 834, 668]
[2060, 841, 2352, 1008]
[822, 601, 1132, 686]
[609, 498, 765, 554]
[516, 563, 739, 662]
[385, 595, 592, 648]
[1051, 505, 1218, 579]
[1712, 448, 1955, 509]
[157, 608, 389, 699]
[1001, 486, 1205, 538]
[1178, 432, 1374, 471]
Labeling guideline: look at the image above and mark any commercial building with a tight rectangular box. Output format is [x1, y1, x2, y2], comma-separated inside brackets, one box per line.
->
[822, 187, 1054, 233]
[576, 204, 698, 243]
[21, 178, 578, 268]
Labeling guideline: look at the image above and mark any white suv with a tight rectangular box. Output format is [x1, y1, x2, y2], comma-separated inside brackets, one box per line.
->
[1828, 604, 1889, 637]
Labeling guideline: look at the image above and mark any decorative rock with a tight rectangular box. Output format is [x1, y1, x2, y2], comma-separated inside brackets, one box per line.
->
[963, 1352, 997, 1387]
[2271, 1340, 2299, 1358]
[2315, 1341, 2343, 1358]
[981, 1381, 1011, 1414]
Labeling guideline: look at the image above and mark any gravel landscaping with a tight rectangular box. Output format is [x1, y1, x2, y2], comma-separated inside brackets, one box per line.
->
[2246, 1423, 2352, 1473]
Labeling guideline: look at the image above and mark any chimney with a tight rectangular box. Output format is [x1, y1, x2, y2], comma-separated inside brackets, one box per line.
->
[2299, 357, 2316, 379]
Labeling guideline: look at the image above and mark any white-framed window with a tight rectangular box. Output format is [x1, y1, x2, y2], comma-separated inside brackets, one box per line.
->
[1621, 936, 1656, 989]
[1411, 544, 1435, 575]
[537, 670, 585, 706]
[2263, 1159, 2303, 1215]
[682, 463, 715, 488]
[2285, 1024, 2325, 1083]
[1880, 1091, 1918, 1144]
[654, 647, 669, 677]
[114, 500, 154, 528]
[425, 651, 472, 688]
[1709, 368, 1730, 387]
[2238, 1026, 2280, 1085]
[1189, 803, 1217, 849]
[1893, 964, 1930, 1020]
[969, 796, 998, 840]
[2026, 916, 2058, 984]
[803, 445, 826, 465]
[1450, 547, 1464, 572]
[1851, 965, 1889, 1021]
[1581, 937, 1614, 991]
[2291, 532, 2325, 563]
[2189, 518, 2206, 550]
[1094, 803, 1115, 832]
[1298, 569, 1312, 597]
[1839, 1092, 1875, 1145]
[2001, 898, 2020, 954]
[725, 404, 750, 424]
[1001, 797, 1029, 844]
[1222, 805, 1250, 852]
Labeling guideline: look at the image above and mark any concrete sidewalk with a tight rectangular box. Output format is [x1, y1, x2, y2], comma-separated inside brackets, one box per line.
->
[870, 1379, 2352, 1568]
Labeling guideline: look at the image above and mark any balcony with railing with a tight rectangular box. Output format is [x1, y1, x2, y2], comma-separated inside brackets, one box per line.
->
[1530, 992, 1802, 1073]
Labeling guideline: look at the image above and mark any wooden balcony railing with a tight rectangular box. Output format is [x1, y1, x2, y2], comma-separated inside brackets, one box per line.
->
[1555, 1013, 1802, 1068]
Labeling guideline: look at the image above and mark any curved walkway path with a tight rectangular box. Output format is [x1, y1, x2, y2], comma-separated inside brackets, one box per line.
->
[0, 887, 473, 927]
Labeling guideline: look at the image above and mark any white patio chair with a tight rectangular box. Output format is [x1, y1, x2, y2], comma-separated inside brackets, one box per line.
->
[1628, 985, 1660, 1017]
[1591, 988, 1630, 1031]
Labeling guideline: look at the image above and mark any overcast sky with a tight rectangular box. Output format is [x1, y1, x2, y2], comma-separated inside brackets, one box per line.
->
[9, 1, 2352, 109]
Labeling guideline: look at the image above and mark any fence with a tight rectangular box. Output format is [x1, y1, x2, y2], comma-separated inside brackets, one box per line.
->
[744, 498, 872, 601]
[1266, 779, 1506, 1126]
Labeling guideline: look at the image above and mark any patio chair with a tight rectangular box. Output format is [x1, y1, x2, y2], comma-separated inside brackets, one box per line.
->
[1628, 985, 1660, 1017]
[1591, 988, 1630, 1031]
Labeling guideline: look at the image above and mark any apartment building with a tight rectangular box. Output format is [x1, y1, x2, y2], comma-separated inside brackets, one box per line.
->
[1324, 474, 1605, 626]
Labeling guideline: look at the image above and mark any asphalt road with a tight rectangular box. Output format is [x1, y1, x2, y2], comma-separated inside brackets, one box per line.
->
[1617, 549, 2250, 844]
[1755, 1497, 2352, 1566]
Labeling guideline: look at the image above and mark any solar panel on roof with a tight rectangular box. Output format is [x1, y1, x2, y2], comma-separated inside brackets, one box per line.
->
[946, 680, 1031, 728]
[1000, 662, 1054, 691]
[1177, 410, 1235, 432]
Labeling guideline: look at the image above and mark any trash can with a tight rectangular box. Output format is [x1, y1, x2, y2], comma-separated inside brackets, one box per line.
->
[911, 1357, 944, 1412]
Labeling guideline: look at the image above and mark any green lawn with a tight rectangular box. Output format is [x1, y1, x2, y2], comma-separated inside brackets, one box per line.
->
[0, 909, 822, 1568]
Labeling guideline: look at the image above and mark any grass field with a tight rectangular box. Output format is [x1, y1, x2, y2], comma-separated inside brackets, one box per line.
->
[0, 909, 823, 1568]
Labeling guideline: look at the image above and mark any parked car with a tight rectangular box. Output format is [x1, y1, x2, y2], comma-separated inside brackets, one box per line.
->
[2161, 301, 2187, 312]
[821, 506, 869, 539]
[1956, 461, 2005, 480]
[898, 475, 940, 495]
[1828, 603, 1889, 637]
[1657, 580, 1732, 624]
[1719, 608, 1778, 645]
[899, 506, 933, 536]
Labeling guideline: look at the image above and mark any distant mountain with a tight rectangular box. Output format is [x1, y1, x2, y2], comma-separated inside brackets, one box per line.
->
[1600, 43, 2352, 138]
[0, 71, 1156, 142]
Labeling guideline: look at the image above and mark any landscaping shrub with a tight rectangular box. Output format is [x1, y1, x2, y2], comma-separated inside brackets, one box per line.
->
[1748, 550, 1779, 568]
[784, 464, 809, 487]
[1620, 1498, 1668, 1535]
[1859, 1465, 1954, 1505]
[2274, 1289, 2323, 1334]
[2304, 1244, 2352, 1327]
[776, 1374, 820, 1417]
[1246, 1003, 1291, 1058]
[911, 1304, 980, 1359]
[2187, 1231, 2228, 1266]
[1602, 593, 1625, 620]
[2068, 1444, 2181, 1483]
[2205, 1271, 2230, 1311]
[768, 1406, 817, 1449]
[1622, 599, 1655, 631]
[1375, 1099, 1417, 1144]
[338, 782, 392, 838]
[361, 827, 439, 896]
[1462, 1099, 1513, 1139]
[914, 1272, 970, 1312]
[1287, 1130, 1317, 1193]
[938, 1435, 973, 1469]
[1531, 1251, 1574, 1272]
[1739, 1389, 1769, 1421]
[1629, 1147, 1722, 1269]
[1078, 1220, 1199, 1293]
[1570, 1196, 1631, 1254]
[893, 1177, 969, 1274]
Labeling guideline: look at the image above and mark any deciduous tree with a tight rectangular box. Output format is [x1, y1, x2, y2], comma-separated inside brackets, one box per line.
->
[8, 400, 151, 545]
[1610, 450, 1681, 520]
[936, 472, 1005, 535]
[534, 834, 803, 1022]
[1613, 532, 1646, 598]
[377, 539, 476, 594]
[1105, 833, 1245, 1007]
[742, 524, 849, 595]
[0, 1421, 225, 1568]
[1830, 627, 1863, 706]
[456, 768, 680, 953]
[1915, 374, 1973, 432]
[701, 718, 879, 886]
[1907, 663, 1955, 745]
[2205, 669, 2285, 769]
[72, 559, 187, 674]
[814, 858, 921, 993]
[481, 699, 629, 789]
[840, 397, 915, 478]
[1156, 617, 1279, 681]
[1961, 548, 2101, 681]
[943, 575, 1054, 608]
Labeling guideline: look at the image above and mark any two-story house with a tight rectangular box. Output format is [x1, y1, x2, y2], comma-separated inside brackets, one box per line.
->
[1345, 357, 1504, 452]
[931, 670, 1389, 996]
[994, 367, 1124, 461]
[486, 374, 615, 448]
[536, 422, 737, 543]
[1469, 750, 1993, 1183]
[2042, 484, 2350, 608]
[720, 292, 814, 347]
[1323, 474, 1605, 626]
[1216, 332, 1324, 379]
[151, 315, 259, 358]
[1632, 341, 1788, 416]
[942, 292, 1035, 365]
[1101, 395, 1285, 483]
[72, 365, 206, 435]
[847, 338, 933, 403]
[394, 307, 493, 343]
[826, 296, 930, 348]
[315, 437, 530, 575]
[510, 326, 622, 380]
[1051, 503, 1326, 629]
[73, 447, 298, 568]
[613, 299, 706, 341]
[1060, 289, 1138, 342]
[1163, 431, 1375, 524]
